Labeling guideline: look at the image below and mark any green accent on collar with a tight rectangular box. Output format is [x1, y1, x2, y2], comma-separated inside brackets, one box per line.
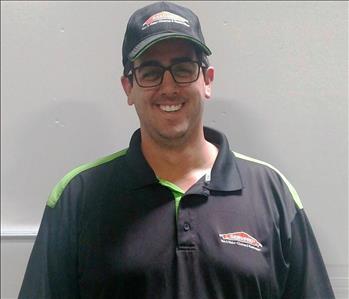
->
[47, 148, 128, 208]
[158, 178, 185, 216]
[233, 151, 303, 209]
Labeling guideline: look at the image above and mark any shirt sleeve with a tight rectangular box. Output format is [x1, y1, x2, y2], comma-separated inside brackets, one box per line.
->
[18, 182, 81, 299]
[281, 209, 335, 299]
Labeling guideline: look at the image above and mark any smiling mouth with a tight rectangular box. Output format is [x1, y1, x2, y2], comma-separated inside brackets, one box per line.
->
[158, 104, 184, 112]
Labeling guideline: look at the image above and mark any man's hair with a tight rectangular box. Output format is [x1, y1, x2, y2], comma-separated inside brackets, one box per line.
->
[196, 47, 210, 68]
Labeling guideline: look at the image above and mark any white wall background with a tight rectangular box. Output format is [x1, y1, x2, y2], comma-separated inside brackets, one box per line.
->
[1, 1, 348, 298]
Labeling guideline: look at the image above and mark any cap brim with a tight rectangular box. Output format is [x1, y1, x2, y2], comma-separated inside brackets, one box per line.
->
[128, 33, 212, 61]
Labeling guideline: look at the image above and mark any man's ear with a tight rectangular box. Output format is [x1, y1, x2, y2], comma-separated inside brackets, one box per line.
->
[121, 76, 134, 105]
[203, 67, 214, 99]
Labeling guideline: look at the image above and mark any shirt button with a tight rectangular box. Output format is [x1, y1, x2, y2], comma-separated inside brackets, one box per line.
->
[183, 222, 191, 231]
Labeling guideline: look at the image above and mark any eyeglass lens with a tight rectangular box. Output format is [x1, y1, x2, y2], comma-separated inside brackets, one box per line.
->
[134, 61, 200, 87]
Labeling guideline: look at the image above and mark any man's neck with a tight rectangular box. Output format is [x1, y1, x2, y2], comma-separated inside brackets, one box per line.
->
[141, 128, 218, 191]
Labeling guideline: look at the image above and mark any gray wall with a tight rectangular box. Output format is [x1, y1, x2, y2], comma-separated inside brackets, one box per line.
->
[1, 1, 348, 298]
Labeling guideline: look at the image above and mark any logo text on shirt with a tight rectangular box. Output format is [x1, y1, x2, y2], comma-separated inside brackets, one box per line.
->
[219, 232, 263, 252]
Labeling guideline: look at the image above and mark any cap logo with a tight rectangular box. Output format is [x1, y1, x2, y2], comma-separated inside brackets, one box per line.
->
[219, 232, 263, 252]
[142, 11, 190, 30]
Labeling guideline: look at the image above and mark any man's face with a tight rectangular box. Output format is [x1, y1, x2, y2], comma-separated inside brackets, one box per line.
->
[122, 39, 214, 147]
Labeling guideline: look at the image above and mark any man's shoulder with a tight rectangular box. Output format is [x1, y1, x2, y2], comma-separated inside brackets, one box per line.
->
[233, 151, 283, 175]
[232, 151, 303, 210]
[47, 148, 128, 208]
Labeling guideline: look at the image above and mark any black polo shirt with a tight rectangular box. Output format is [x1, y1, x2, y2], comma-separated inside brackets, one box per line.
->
[19, 127, 335, 299]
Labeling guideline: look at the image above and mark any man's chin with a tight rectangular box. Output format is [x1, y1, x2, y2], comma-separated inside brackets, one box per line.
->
[156, 128, 189, 147]
[159, 131, 186, 140]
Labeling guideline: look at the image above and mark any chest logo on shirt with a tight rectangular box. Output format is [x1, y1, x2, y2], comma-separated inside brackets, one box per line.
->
[219, 232, 263, 252]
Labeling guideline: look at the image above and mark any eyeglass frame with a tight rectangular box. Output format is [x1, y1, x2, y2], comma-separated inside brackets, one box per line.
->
[127, 60, 208, 88]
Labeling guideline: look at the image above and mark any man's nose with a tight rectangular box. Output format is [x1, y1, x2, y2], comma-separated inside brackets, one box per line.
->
[160, 70, 178, 94]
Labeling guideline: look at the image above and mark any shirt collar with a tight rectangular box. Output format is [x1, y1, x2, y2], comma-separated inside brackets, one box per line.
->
[125, 129, 158, 189]
[125, 127, 243, 192]
[203, 127, 243, 191]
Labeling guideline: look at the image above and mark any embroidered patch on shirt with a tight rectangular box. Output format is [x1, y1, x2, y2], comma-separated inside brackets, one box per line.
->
[219, 232, 263, 252]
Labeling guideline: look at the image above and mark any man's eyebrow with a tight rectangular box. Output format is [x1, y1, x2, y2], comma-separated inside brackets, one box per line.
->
[136, 56, 195, 68]
[171, 56, 196, 64]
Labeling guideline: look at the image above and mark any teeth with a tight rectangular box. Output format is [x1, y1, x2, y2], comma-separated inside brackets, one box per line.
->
[159, 104, 183, 112]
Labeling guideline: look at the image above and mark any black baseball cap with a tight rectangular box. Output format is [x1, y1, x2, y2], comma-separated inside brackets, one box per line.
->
[122, 1, 212, 75]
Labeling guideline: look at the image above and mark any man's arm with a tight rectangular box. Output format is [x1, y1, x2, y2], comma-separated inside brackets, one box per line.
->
[18, 184, 80, 299]
[282, 210, 335, 299]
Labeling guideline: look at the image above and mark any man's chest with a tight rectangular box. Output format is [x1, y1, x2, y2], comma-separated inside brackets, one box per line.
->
[77, 186, 287, 298]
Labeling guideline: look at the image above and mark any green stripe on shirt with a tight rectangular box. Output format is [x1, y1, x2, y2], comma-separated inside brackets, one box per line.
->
[233, 151, 303, 209]
[47, 149, 128, 208]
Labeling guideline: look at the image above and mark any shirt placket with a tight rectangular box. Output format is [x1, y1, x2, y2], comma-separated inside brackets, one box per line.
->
[176, 181, 210, 250]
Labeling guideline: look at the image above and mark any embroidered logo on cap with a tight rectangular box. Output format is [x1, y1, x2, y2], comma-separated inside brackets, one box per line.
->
[219, 232, 263, 251]
[142, 11, 190, 30]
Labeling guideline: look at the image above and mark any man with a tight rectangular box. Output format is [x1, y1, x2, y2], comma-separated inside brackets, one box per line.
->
[19, 1, 335, 298]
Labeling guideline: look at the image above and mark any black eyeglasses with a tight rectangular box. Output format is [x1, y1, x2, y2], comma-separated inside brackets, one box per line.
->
[130, 61, 204, 88]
